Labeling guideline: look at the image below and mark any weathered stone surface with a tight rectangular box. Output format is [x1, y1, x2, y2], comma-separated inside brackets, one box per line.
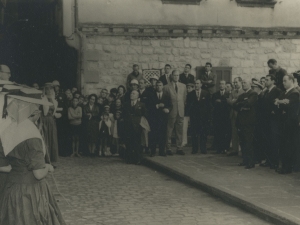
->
[81, 36, 300, 94]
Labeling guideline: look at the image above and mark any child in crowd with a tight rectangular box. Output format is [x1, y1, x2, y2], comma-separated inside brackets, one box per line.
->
[68, 97, 82, 157]
[111, 98, 122, 115]
[71, 87, 78, 94]
[111, 110, 125, 156]
[110, 88, 118, 98]
[107, 94, 116, 107]
[99, 112, 112, 157]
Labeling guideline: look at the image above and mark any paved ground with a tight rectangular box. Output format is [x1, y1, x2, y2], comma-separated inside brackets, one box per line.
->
[47, 156, 270, 225]
[143, 148, 300, 225]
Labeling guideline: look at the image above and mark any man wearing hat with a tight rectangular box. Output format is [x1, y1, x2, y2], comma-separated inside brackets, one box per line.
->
[233, 78, 258, 169]
[126, 64, 143, 90]
[179, 64, 195, 85]
[0, 65, 11, 81]
[212, 80, 231, 154]
[146, 74, 159, 93]
[251, 79, 267, 165]
[124, 79, 139, 103]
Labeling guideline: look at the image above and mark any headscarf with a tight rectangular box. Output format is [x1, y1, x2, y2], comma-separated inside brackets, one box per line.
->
[0, 99, 46, 156]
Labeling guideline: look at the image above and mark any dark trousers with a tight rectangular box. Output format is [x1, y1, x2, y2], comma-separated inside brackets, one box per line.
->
[280, 122, 298, 171]
[214, 119, 231, 153]
[266, 119, 280, 166]
[191, 120, 208, 153]
[238, 124, 255, 165]
[125, 129, 142, 164]
[149, 119, 168, 155]
[253, 122, 268, 163]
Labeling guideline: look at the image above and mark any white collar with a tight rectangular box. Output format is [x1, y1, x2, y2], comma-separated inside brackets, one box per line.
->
[285, 87, 294, 94]
[245, 88, 251, 93]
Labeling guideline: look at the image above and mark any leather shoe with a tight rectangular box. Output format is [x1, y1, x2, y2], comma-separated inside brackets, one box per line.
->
[259, 162, 270, 167]
[176, 150, 185, 155]
[166, 150, 173, 156]
[277, 168, 292, 174]
[245, 164, 255, 169]
[238, 162, 246, 166]
[227, 151, 238, 156]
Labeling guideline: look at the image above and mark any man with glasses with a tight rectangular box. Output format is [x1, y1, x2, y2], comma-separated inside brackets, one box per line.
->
[0, 65, 11, 81]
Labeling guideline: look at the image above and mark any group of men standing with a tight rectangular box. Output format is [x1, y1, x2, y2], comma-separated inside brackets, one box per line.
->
[124, 59, 300, 174]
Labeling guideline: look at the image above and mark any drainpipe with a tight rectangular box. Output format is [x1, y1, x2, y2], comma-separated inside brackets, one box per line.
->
[62, 0, 83, 91]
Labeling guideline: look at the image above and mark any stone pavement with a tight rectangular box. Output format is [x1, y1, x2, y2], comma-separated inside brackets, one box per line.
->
[47, 156, 270, 225]
[143, 149, 300, 225]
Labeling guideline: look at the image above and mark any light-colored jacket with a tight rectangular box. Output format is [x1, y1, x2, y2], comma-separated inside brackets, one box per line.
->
[227, 88, 244, 119]
[163, 82, 187, 118]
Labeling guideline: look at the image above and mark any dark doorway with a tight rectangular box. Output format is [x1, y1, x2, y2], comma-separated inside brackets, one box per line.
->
[0, 1, 77, 91]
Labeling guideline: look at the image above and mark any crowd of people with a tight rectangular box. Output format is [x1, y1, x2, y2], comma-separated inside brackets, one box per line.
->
[0, 57, 299, 224]
[2, 58, 299, 174]
[8, 58, 294, 175]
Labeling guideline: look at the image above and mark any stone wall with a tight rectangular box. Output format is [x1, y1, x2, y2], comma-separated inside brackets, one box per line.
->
[82, 36, 300, 95]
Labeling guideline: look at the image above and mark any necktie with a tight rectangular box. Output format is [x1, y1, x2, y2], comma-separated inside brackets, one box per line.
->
[131, 101, 135, 107]
[175, 83, 178, 93]
[197, 91, 200, 100]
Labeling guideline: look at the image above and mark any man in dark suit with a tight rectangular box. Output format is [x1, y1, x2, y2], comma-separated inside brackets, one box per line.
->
[179, 64, 195, 85]
[159, 64, 172, 86]
[123, 90, 147, 164]
[186, 79, 211, 154]
[267, 59, 287, 91]
[212, 80, 231, 154]
[148, 81, 173, 157]
[275, 75, 300, 174]
[261, 75, 282, 169]
[233, 78, 258, 169]
[196, 62, 216, 95]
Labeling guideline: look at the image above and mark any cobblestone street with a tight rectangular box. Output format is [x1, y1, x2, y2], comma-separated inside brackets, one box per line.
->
[47, 157, 271, 225]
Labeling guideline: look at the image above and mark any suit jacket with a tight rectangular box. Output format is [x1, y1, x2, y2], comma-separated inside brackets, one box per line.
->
[163, 82, 187, 118]
[149, 91, 173, 125]
[277, 88, 300, 129]
[269, 67, 287, 91]
[196, 71, 216, 94]
[123, 101, 147, 135]
[186, 89, 211, 122]
[262, 86, 282, 121]
[212, 90, 230, 122]
[233, 89, 258, 127]
[227, 88, 245, 119]
[83, 104, 100, 122]
[139, 89, 154, 111]
[159, 74, 171, 86]
[179, 73, 195, 85]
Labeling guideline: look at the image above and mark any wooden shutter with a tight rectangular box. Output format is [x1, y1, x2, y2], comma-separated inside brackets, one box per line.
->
[196, 66, 232, 90]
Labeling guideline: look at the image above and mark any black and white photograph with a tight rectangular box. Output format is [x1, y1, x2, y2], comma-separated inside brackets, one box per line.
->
[0, 0, 300, 224]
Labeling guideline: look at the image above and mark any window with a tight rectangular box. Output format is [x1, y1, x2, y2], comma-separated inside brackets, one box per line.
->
[196, 67, 232, 89]
[236, 0, 277, 8]
[161, 0, 202, 5]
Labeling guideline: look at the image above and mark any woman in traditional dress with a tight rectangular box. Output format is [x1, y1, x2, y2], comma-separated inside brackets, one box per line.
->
[0, 90, 65, 225]
[83, 94, 100, 156]
[41, 83, 59, 163]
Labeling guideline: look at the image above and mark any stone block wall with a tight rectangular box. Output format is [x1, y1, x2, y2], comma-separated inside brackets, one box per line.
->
[81, 36, 300, 95]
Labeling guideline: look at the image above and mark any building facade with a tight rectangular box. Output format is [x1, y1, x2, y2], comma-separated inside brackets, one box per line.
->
[63, 0, 300, 95]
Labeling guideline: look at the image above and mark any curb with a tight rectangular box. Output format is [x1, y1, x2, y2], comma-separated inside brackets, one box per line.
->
[142, 158, 298, 225]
